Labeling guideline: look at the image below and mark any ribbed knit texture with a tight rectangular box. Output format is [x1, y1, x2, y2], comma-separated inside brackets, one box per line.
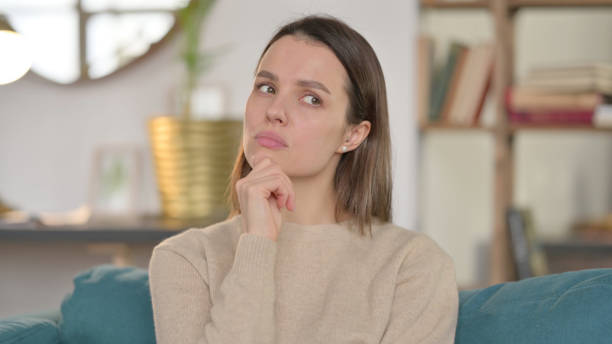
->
[149, 215, 458, 344]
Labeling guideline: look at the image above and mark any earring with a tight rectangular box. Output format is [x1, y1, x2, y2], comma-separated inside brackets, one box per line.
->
[341, 146, 347, 152]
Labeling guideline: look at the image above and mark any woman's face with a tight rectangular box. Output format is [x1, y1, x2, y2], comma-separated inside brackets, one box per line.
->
[243, 34, 351, 178]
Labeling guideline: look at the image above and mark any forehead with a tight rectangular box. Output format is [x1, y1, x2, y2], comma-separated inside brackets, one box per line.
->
[257, 35, 349, 92]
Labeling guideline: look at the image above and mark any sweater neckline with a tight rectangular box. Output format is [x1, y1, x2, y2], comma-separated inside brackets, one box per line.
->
[282, 218, 353, 230]
[234, 214, 352, 231]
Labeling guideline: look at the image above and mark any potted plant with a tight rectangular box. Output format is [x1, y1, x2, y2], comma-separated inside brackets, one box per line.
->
[148, 0, 241, 222]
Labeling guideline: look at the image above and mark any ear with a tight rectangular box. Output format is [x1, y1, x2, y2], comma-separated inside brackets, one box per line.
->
[337, 120, 371, 153]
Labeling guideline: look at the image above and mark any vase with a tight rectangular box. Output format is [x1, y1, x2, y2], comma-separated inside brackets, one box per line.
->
[148, 116, 242, 221]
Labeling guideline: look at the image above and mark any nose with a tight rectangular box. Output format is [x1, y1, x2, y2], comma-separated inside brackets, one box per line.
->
[265, 94, 287, 125]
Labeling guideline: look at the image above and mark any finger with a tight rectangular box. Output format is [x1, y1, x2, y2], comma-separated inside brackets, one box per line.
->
[275, 192, 284, 210]
[248, 158, 281, 178]
[275, 172, 294, 211]
[255, 175, 291, 210]
[252, 157, 272, 171]
[270, 172, 292, 211]
[245, 163, 289, 187]
[281, 178, 295, 211]
[277, 189, 289, 211]
[244, 162, 294, 211]
[246, 163, 277, 181]
[278, 173, 294, 211]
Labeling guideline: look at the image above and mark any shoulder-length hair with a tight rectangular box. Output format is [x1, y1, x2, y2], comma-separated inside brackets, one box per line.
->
[225, 14, 392, 237]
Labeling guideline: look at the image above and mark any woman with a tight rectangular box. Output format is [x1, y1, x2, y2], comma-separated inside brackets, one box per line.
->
[149, 14, 458, 344]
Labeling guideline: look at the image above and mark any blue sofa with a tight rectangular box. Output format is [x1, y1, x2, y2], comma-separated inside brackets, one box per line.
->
[1, 265, 611, 344]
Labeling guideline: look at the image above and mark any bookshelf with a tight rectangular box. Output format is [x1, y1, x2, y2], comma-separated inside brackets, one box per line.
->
[418, 0, 612, 285]
[509, 125, 612, 132]
[422, 0, 612, 9]
[421, 0, 489, 8]
[421, 123, 493, 131]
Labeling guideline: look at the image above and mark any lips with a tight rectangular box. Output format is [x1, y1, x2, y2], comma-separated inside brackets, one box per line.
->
[255, 131, 287, 148]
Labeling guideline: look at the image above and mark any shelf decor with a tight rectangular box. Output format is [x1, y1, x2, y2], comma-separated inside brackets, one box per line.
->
[419, 0, 612, 284]
[148, 0, 241, 221]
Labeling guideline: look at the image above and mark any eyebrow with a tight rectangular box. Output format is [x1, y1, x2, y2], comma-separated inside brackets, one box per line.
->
[256, 70, 331, 95]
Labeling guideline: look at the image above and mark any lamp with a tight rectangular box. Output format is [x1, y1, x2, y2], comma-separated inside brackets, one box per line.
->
[0, 14, 32, 85]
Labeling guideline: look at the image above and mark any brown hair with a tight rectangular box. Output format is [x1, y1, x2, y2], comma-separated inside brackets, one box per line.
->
[224, 14, 392, 237]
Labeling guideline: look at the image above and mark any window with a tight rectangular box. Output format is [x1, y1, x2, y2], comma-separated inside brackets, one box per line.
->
[3, 0, 188, 84]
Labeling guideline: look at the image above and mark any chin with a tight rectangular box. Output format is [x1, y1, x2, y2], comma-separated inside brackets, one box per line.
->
[247, 149, 276, 167]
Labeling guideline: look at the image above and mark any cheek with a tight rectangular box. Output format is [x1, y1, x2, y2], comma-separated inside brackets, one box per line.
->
[293, 118, 343, 157]
[242, 94, 259, 159]
[244, 93, 257, 122]
[281, 121, 342, 177]
[244, 94, 263, 133]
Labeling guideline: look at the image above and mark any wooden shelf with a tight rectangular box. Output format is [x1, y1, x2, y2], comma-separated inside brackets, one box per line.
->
[0, 213, 223, 243]
[510, 0, 612, 8]
[510, 125, 612, 132]
[421, 0, 489, 9]
[541, 236, 612, 273]
[421, 0, 612, 9]
[420, 123, 493, 131]
[421, 123, 612, 132]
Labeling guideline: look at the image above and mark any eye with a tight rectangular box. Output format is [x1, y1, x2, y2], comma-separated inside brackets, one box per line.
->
[256, 83, 275, 94]
[302, 94, 321, 106]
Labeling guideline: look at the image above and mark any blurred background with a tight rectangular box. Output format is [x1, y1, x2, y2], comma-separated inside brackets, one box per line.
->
[1, 0, 612, 319]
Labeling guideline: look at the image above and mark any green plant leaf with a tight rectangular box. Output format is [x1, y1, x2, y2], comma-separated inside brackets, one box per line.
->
[177, 0, 221, 119]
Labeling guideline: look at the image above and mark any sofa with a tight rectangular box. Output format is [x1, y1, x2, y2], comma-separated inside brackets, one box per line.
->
[1, 265, 611, 344]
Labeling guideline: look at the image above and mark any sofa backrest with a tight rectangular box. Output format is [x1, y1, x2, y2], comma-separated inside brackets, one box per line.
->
[0, 315, 60, 344]
[12, 264, 609, 344]
[59, 264, 155, 344]
[456, 268, 612, 344]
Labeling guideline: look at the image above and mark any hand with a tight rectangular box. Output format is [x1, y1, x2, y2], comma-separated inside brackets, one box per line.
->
[235, 158, 295, 242]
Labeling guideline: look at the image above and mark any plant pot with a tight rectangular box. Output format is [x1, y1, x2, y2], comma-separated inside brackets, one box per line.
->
[148, 116, 242, 220]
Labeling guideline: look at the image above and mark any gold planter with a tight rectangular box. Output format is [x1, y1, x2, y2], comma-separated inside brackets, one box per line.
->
[148, 116, 242, 220]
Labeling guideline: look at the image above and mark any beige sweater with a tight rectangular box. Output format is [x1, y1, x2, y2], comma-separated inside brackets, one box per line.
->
[149, 214, 458, 344]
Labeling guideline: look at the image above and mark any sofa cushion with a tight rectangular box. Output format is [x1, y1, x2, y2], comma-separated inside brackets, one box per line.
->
[0, 316, 60, 344]
[59, 264, 155, 344]
[456, 268, 612, 344]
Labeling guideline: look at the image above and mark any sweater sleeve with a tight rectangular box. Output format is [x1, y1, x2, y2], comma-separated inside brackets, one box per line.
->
[148, 233, 277, 344]
[379, 235, 459, 344]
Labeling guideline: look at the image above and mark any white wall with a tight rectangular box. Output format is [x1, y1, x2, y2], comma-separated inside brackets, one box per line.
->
[0, 1, 418, 318]
[0, 0, 418, 228]
[420, 8, 612, 287]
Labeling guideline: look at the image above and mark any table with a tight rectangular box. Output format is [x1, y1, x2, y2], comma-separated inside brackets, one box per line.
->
[541, 235, 612, 273]
[0, 213, 227, 265]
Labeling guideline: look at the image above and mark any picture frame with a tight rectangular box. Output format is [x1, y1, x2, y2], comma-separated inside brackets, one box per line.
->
[88, 144, 143, 218]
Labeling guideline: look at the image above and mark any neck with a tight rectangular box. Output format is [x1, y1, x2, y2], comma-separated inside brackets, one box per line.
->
[280, 177, 337, 225]
[280, 156, 347, 226]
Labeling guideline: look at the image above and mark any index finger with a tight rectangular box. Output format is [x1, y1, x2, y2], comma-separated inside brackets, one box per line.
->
[251, 156, 272, 170]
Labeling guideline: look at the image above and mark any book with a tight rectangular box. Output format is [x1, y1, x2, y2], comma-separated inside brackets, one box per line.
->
[417, 35, 434, 128]
[520, 62, 612, 95]
[506, 87, 603, 113]
[507, 110, 594, 125]
[573, 213, 612, 243]
[428, 41, 468, 123]
[505, 88, 596, 125]
[593, 104, 612, 128]
[507, 207, 531, 279]
[439, 44, 469, 123]
[528, 62, 612, 79]
[507, 207, 549, 280]
[446, 43, 494, 126]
